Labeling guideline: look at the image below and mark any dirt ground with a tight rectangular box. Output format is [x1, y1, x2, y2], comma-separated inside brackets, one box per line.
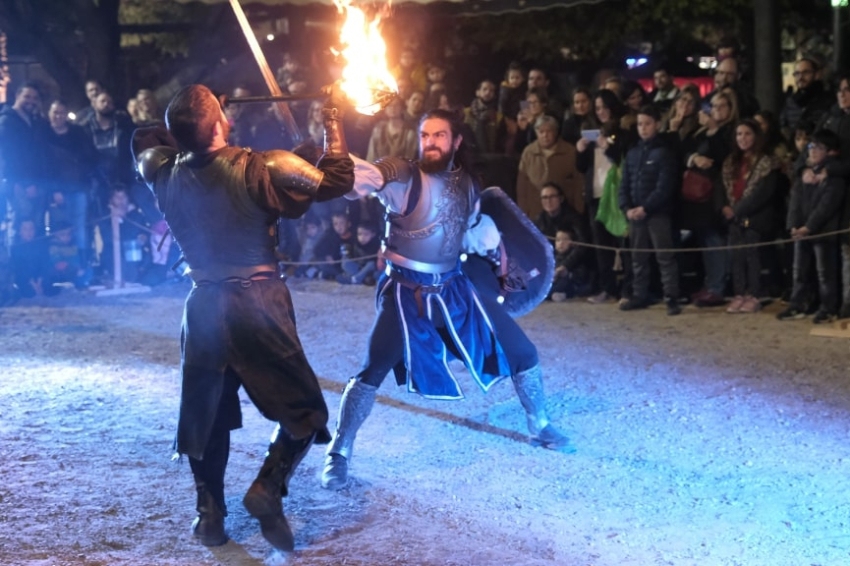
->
[1, 277, 849, 566]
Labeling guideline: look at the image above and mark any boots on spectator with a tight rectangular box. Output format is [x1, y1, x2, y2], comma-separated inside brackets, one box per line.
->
[192, 480, 227, 547]
[320, 378, 378, 490]
[511, 364, 574, 452]
[243, 426, 315, 551]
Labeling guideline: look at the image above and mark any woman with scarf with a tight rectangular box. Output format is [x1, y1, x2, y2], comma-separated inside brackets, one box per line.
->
[721, 119, 781, 313]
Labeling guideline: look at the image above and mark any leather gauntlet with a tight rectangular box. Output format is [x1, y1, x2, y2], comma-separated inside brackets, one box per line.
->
[322, 107, 348, 157]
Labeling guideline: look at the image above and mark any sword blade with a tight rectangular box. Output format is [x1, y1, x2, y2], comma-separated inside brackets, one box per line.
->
[228, 0, 303, 144]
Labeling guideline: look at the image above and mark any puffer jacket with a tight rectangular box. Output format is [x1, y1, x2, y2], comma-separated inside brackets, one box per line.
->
[617, 135, 677, 216]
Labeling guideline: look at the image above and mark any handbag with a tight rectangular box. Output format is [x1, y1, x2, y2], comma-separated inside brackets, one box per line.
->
[681, 168, 713, 203]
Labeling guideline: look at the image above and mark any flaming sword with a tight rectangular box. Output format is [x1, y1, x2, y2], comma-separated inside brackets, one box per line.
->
[228, 0, 303, 144]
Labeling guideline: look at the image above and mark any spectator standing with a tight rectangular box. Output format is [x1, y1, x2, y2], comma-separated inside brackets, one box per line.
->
[0, 83, 49, 234]
[576, 89, 630, 304]
[617, 106, 681, 315]
[650, 66, 680, 112]
[45, 99, 98, 264]
[464, 79, 500, 154]
[366, 97, 417, 162]
[516, 114, 583, 219]
[72, 80, 102, 126]
[777, 129, 845, 323]
[703, 57, 760, 119]
[561, 86, 598, 145]
[814, 73, 850, 317]
[682, 89, 739, 307]
[779, 58, 833, 140]
[86, 91, 135, 203]
[721, 119, 781, 313]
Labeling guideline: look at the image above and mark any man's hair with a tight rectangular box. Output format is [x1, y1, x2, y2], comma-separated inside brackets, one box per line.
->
[637, 105, 662, 122]
[418, 108, 470, 171]
[534, 114, 559, 132]
[165, 84, 220, 153]
[811, 129, 841, 153]
[797, 57, 822, 72]
[15, 82, 41, 98]
[527, 86, 550, 105]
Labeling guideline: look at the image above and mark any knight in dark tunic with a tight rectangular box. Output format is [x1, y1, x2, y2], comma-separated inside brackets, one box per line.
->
[136, 83, 353, 551]
[320, 109, 571, 492]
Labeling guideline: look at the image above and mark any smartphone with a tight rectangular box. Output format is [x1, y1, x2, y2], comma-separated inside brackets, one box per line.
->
[701, 101, 711, 114]
[581, 129, 601, 142]
[519, 100, 530, 112]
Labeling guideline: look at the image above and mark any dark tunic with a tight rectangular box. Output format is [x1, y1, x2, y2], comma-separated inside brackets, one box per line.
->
[149, 145, 353, 459]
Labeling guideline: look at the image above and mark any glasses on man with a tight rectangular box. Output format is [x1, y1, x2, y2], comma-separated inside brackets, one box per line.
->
[792, 70, 813, 78]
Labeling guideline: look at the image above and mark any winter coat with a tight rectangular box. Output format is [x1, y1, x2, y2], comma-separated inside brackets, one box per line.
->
[617, 135, 677, 217]
[787, 157, 845, 236]
[517, 138, 583, 218]
[678, 122, 735, 231]
[721, 154, 780, 236]
[780, 81, 834, 135]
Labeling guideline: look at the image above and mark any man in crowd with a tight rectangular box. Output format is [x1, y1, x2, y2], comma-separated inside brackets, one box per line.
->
[704, 57, 760, 119]
[72, 80, 102, 126]
[650, 66, 679, 112]
[320, 108, 571, 492]
[136, 82, 354, 551]
[780, 58, 834, 139]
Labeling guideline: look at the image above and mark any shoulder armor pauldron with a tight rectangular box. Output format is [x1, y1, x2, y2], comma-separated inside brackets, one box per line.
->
[264, 149, 324, 196]
[374, 156, 413, 190]
[137, 146, 178, 186]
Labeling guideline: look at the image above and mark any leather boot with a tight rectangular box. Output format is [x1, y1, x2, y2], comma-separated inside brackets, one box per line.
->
[321, 379, 377, 490]
[511, 364, 574, 452]
[192, 481, 228, 547]
[243, 427, 315, 551]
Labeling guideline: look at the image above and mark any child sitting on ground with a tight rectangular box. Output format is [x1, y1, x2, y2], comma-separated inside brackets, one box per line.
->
[337, 222, 382, 285]
[549, 228, 593, 302]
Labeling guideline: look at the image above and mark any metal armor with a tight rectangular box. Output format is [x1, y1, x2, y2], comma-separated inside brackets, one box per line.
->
[383, 165, 478, 274]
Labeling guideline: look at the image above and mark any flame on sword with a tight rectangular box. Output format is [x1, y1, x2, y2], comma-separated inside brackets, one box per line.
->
[332, 0, 398, 116]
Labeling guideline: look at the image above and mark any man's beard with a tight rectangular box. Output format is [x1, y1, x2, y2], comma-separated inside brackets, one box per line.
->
[419, 146, 455, 174]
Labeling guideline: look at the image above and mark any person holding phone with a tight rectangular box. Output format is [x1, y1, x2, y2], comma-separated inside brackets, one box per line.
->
[514, 88, 549, 153]
[561, 86, 599, 145]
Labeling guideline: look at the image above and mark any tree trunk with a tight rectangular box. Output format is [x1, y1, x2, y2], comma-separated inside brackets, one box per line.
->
[753, 0, 782, 113]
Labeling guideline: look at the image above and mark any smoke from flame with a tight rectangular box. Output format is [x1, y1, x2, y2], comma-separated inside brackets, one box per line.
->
[332, 0, 398, 115]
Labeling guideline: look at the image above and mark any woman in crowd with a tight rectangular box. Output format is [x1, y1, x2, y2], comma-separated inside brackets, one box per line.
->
[516, 114, 583, 219]
[721, 119, 781, 313]
[576, 89, 630, 304]
[681, 89, 739, 307]
[514, 87, 550, 154]
[662, 83, 702, 148]
[561, 86, 598, 145]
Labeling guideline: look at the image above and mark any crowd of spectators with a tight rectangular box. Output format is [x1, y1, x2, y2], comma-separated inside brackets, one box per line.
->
[2, 44, 850, 325]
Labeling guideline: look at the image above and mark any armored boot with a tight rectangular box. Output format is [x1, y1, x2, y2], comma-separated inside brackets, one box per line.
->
[320, 378, 378, 490]
[192, 480, 228, 547]
[511, 364, 574, 452]
[243, 427, 315, 551]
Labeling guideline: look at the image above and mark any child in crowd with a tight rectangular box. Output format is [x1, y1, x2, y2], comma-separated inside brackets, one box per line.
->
[338, 222, 382, 286]
[44, 221, 91, 293]
[96, 186, 151, 284]
[9, 219, 48, 298]
[777, 129, 845, 323]
[425, 63, 447, 96]
[314, 211, 356, 280]
[294, 214, 326, 279]
[498, 62, 525, 121]
[549, 228, 593, 302]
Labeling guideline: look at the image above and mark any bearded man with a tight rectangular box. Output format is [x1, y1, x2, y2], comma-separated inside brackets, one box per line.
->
[320, 108, 572, 492]
[136, 83, 353, 551]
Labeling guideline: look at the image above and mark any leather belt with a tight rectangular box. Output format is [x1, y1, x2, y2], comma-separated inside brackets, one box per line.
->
[388, 269, 452, 317]
[189, 263, 279, 286]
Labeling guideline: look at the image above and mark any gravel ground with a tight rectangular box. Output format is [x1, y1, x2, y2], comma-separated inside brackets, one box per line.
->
[1, 278, 849, 566]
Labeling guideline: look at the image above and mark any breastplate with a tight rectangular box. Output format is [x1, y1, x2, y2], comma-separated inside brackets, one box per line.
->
[384, 167, 475, 274]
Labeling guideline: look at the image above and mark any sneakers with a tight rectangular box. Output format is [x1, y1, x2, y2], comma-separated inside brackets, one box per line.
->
[587, 291, 611, 304]
[739, 295, 761, 313]
[666, 298, 682, 316]
[812, 310, 837, 324]
[726, 295, 746, 313]
[619, 297, 649, 311]
[776, 306, 805, 320]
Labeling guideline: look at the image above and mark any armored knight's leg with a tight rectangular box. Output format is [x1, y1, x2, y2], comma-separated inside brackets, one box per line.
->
[320, 378, 378, 490]
[243, 426, 315, 551]
[188, 426, 230, 547]
[511, 364, 573, 451]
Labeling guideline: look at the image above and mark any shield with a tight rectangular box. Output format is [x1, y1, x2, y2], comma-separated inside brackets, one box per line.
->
[463, 186, 554, 318]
